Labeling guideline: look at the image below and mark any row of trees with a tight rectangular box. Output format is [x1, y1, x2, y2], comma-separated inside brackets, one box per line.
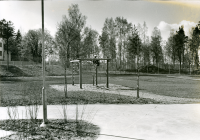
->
[1, 4, 200, 73]
[54, 4, 165, 72]
[55, 4, 165, 71]
[0, 19, 57, 65]
[165, 23, 200, 71]
[99, 17, 164, 70]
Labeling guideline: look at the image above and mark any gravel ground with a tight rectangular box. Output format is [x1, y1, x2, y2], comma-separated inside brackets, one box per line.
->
[51, 84, 200, 104]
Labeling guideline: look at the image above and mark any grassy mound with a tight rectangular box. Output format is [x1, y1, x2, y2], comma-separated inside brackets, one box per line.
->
[0, 64, 72, 77]
[0, 65, 28, 77]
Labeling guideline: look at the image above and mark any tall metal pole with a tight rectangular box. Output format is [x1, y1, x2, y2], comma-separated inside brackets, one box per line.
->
[6, 22, 9, 70]
[137, 38, 139, 98]
[93, 74, 94, 86]
[72, 63, 74, 85]
[96, 64, 98, 86]
[40, 0, 47, 127]
[106, 59, 109, 88]
[79, 60, 82, 89]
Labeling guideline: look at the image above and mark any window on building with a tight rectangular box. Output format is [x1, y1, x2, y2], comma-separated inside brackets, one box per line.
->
[0, 51, 2, 56]
[0, 42, 2, 47]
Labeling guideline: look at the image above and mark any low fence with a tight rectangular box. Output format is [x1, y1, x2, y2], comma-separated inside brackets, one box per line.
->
[1, 60, 198, 74]
[0, 61, 40, 66]
[79, 61, 198, 74]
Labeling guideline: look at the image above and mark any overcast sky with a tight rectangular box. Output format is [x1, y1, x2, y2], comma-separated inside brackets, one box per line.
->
[0, 0, 200, 41]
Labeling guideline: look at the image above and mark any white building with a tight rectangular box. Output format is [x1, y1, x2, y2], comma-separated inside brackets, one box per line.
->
[0, 38, 3, 60]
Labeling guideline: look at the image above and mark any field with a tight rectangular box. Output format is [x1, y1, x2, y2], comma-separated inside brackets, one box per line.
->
[1, 65, 200, 140]
[0, 75, 161, 107]
[59, 73, 200, 99]
[1, 64, 200, 106]
[108, 74, 200, 98]
[1, 72, 200, 107]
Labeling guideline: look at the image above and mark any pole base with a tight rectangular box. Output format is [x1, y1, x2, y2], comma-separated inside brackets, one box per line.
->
[40, 122, 48, 127]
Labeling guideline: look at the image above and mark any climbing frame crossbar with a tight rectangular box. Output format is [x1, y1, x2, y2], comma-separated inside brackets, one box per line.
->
[70, 58, 111, 89]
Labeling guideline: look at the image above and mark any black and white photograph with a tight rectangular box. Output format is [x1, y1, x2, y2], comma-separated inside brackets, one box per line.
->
[0, 0, 200, 140]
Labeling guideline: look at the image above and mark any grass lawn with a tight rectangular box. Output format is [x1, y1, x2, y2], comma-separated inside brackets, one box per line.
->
[1, 72, 200, 107]
[0, 75, 159, 139]
[108, 74, 200, 98]
[0, 75, 160, 107]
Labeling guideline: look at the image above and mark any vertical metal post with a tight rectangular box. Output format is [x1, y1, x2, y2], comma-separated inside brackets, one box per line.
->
[106, 59, 109, 88]
[76, 103, 78, 123]
[71, 62, 73, 85]
[96, 65, 98, 86]
[192, 57, 194, 74]
[137, 56, 139, 98]
[6, 22, 9, 70]
[137, 39, 139, 98]
[93, 74, 94, 86]
[79, 60, 82, 89]
[40, 0, 47, 127]
[72, 63, 74, 85]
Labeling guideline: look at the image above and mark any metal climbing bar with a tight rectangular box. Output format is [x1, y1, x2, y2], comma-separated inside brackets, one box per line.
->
[70, 58, 111, 89]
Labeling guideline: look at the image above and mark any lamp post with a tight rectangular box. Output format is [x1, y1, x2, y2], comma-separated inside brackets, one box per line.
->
[137, 37, 139, 98]
[40, 0, 47, 127]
